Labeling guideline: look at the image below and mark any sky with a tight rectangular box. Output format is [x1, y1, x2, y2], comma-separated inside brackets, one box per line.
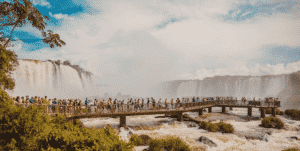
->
[2, 0, 300, 92]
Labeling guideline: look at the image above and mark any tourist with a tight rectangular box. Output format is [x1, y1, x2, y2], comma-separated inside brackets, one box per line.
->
[121, 100, 125, 112]
[52, 98, 57, 113]
[153, 98, 156, 110]
[164, 99, 168, 109]
[94, 99, 98, 112]
[147, 98, 150, 109]
[141, 98, 144, 110]
[127, 99, 130, 111]
[170, 99, 174, 109]
[137, 99, 140, 111]
[158, 99, 161, 109]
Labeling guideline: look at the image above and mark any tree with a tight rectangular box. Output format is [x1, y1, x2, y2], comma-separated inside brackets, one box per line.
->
[0, 0, 66, 91]
[0, 0, 66, 48]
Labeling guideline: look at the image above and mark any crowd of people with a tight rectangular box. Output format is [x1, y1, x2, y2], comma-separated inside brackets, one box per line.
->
[11, 96, 279, 114]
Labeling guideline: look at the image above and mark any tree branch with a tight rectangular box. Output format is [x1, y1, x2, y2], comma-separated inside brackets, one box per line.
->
[0, 22, 17, 27]
[4, 23, 17, 47]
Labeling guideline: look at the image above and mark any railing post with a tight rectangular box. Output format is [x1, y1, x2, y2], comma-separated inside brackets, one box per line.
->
[198, 109, 203, 115]
[208, 107, 212, 113]
[248, 107, 252, 117]
[120, 115, 126, 128]
[272, 107, 276, 117]
[222, 106, 226, 113]
[260, 108, 265, 118]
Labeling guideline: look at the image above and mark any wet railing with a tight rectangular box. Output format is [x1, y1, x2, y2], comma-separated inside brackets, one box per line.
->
[13, 100, 280, 116]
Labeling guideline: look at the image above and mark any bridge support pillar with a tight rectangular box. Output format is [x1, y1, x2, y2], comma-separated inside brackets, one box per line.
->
[230, 107, 233, 110]
[248, 107, 252, 117]
[177, 112, 183, 121]
[260, 108, 265, 118]
[120, 115, 126, 128]
[222, 107, 226, 113]
[208, 107, 212, 113]
[198, 109, 203, 116]
[272, 107, 276, 117]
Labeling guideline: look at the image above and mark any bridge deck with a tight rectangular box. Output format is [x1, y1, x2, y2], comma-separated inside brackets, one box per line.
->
[13, 100, 280, 120]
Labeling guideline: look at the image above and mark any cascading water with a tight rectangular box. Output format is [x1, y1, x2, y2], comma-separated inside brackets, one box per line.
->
[156, 72, 300, 110]
[6, 59, 95, 99]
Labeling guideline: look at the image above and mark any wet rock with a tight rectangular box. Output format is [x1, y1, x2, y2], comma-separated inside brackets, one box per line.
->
[187, 122, 198, 128]
[290, 136, 298, 140]
[263, 129, 274, 135]
[194, 145, 208, 151]
[198, 136, 217, 147]
[235, 131, 268, 142]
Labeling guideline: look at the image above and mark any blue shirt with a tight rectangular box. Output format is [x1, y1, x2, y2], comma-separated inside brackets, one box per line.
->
[196, 98, 199, 102]
[53, 101, 57, 104]
[85, 100, 89, 104]
[29, 99, 33, 103]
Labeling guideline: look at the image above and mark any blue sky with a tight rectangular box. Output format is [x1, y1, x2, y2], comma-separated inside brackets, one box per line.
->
[2, 0, 300, 89]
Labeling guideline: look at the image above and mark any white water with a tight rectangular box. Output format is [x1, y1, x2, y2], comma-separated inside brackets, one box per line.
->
[156, 73, 300, 110]
[7, 59, 95, 99]
[82, 108, 300, 151]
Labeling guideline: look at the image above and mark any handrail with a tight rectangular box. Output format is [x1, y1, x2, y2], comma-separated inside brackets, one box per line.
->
[12, 100, 281, 116]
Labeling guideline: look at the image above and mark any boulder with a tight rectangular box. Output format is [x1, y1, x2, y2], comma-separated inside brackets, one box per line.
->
[198, 136, 217, 147]
[289, 136, 298, 140]
[235, 131, 268, 142]
[186, 122, 198, 128]
[194, 145, 208, 151]
[263, 129, 274, 135]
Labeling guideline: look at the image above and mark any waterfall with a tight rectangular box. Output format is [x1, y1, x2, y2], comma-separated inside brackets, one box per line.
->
[7, 59, 95, 99]
[158, 72, 300, 110]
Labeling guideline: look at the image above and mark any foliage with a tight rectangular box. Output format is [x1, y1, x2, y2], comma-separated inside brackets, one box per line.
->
[148, 136, 191, 151]
[216, 122, 234, 133]
[261, 116, 284, 129]
[130, 134, 152, 146]
[282, 148, 300, 151]
[0, 45, 18, 90]
[130, 134, 142, 146]
[0, 89, 134, 150]
[0, 0, 65, 48]
[265, 108, 282, 115]
[207, 123, 219, 132]
[139, 134, 152, 145]
[285, 109, 300, 120]
[199, 121, 209, 129]
[199, 120, 234, 133]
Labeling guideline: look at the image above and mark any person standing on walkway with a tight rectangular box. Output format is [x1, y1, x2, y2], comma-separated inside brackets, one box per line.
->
[137, 99, 141, 112]
[141, 98, 144, 110]
[153, 98, 156, 110]
[147, 98, 150, 109]
[164, 99, 168, 109]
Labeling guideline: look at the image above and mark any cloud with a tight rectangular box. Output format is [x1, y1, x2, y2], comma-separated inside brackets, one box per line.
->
[31, 0, 51, 8]
[11, 0, 300, 95]
[49, 12, 75, 20]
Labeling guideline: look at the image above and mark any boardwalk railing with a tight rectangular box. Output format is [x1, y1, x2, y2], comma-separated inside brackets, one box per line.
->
[13, 100, 280, 116]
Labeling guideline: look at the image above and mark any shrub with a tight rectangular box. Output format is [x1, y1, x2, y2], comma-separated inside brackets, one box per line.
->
[130, 134, 142, 146]
[0, 90, 134, 150]
[216, 122, 234, 133]
[207, 123, 219, 132]
[282, 148, 300, 151]
[199, 121, 209, 129]
[139, 134, 152, 145]
[148, 136, 191, 151]
[261, 116, 284, 129]
[265, 108, 282, 115]
[285, 109, 300, 120]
